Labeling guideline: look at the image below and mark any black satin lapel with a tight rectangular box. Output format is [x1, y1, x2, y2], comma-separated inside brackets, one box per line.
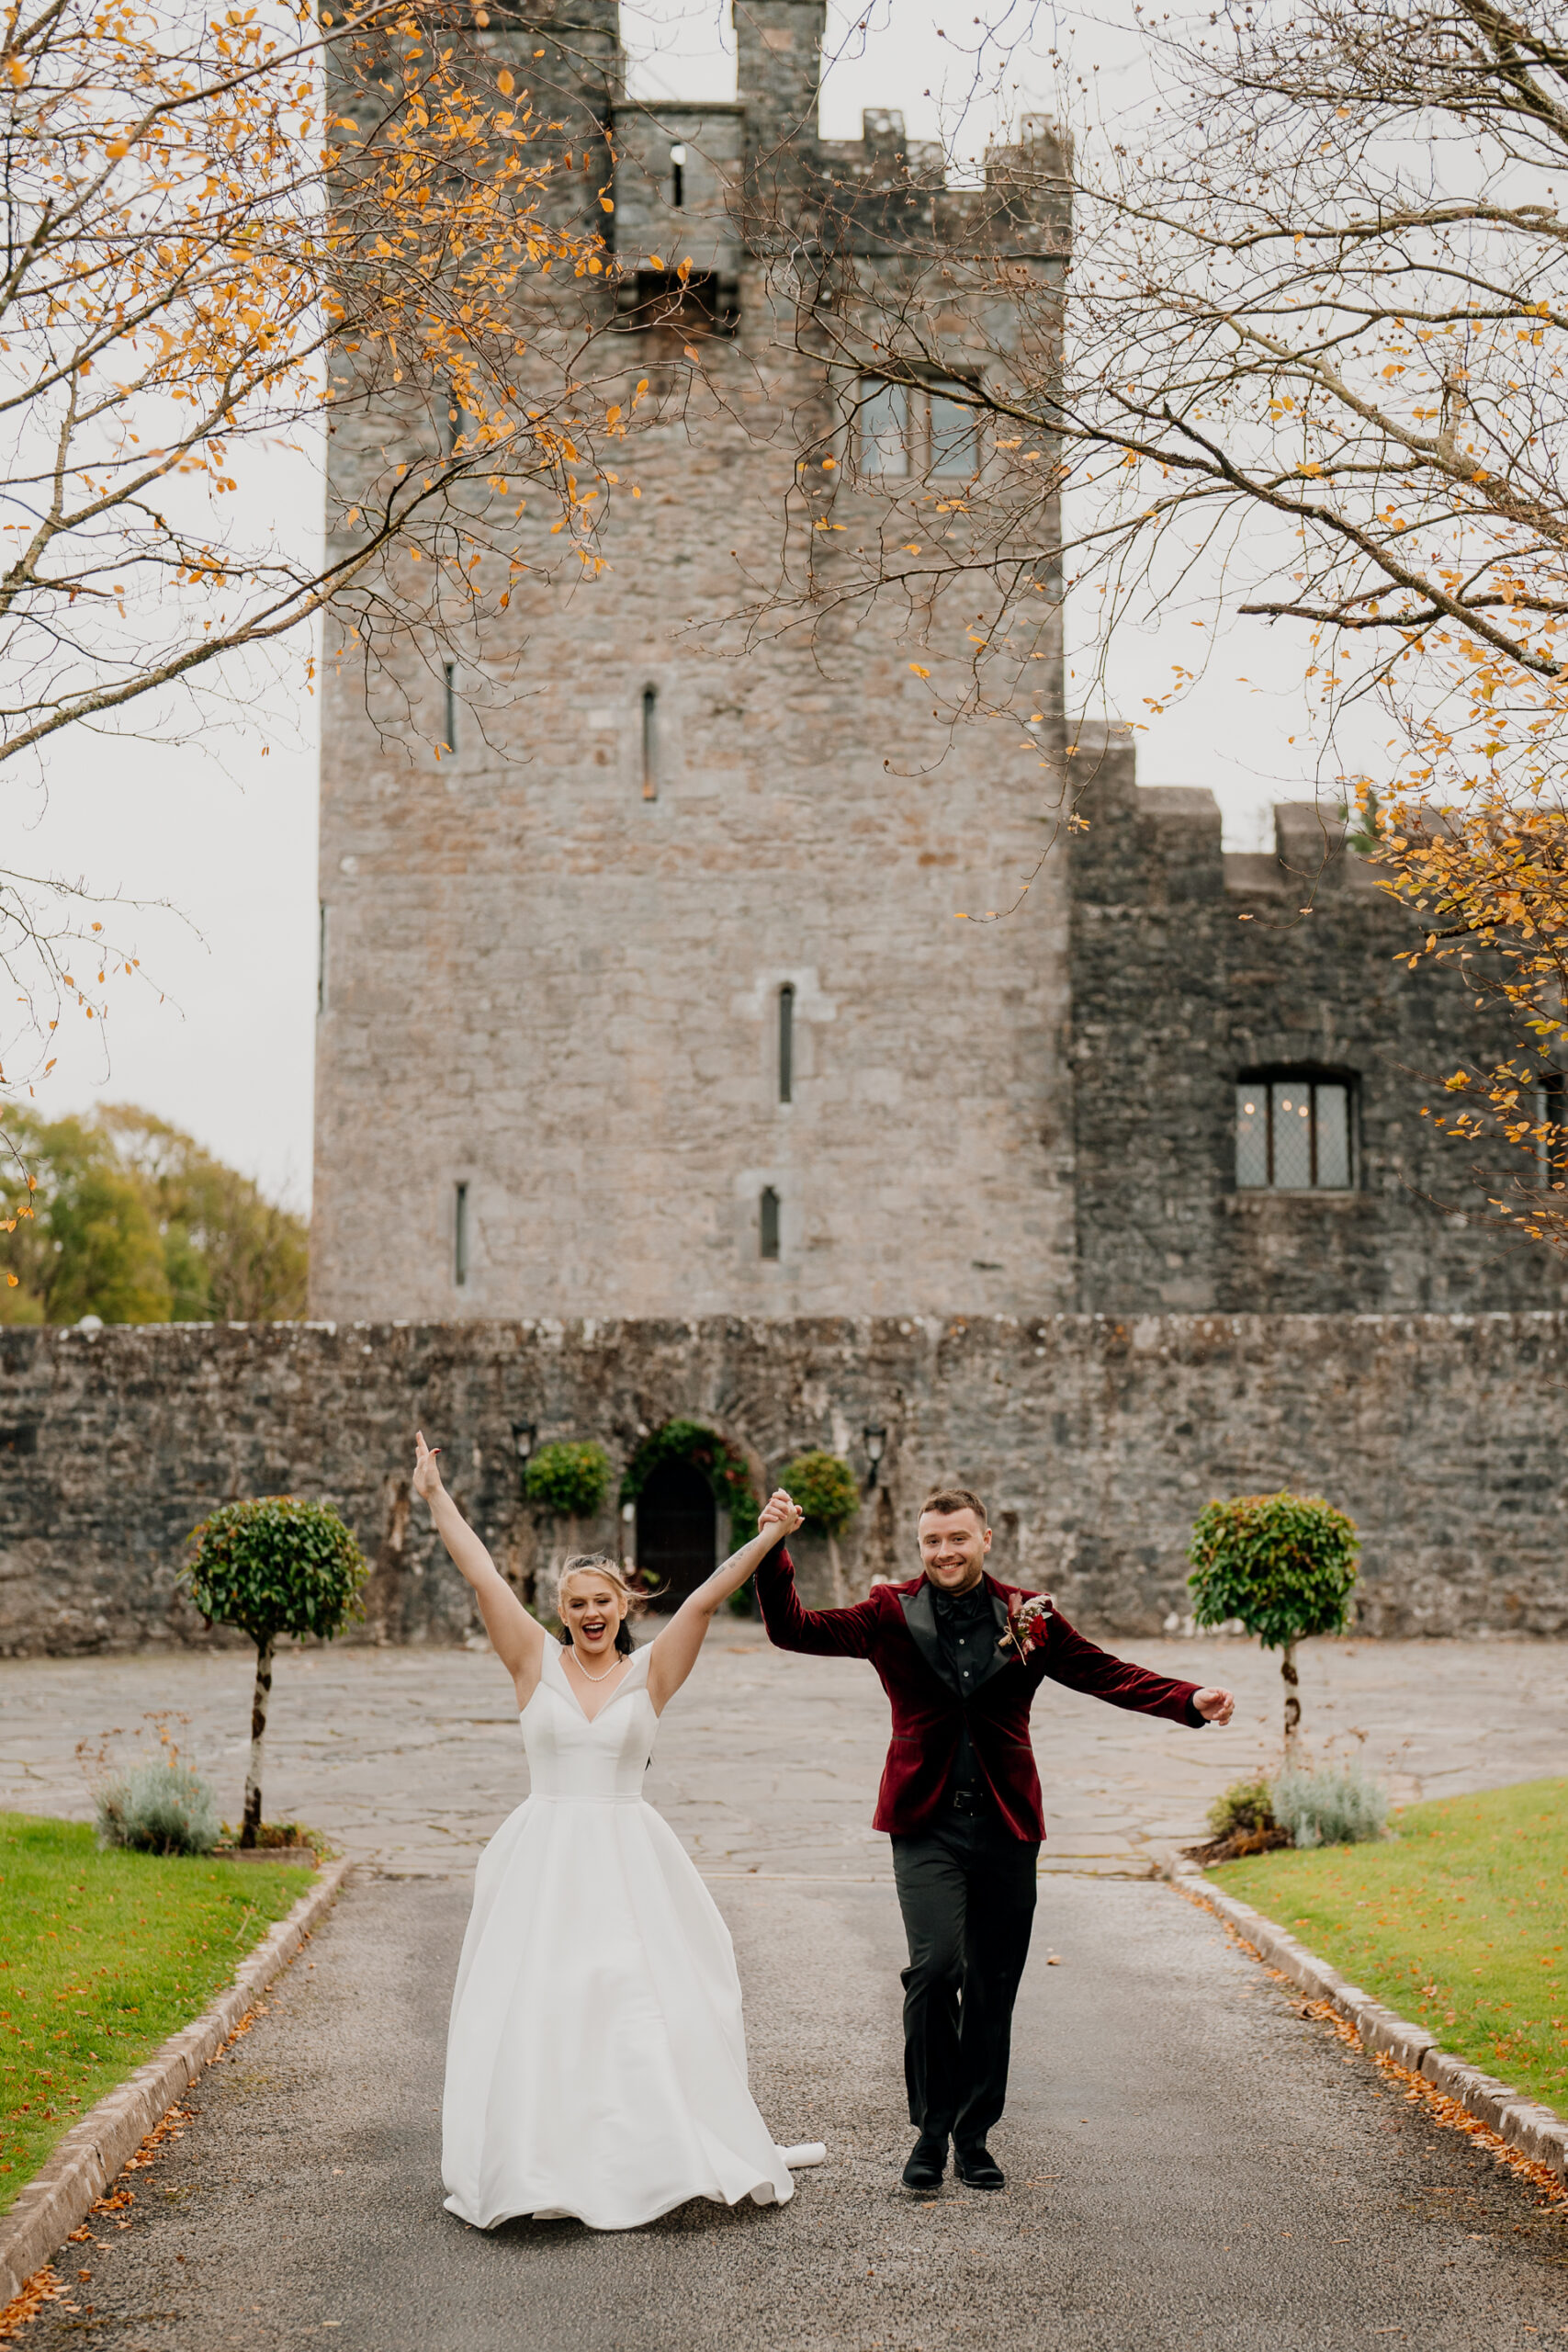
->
[968, 1582, 1018, 1694]
[900, 1580, 951, 1690]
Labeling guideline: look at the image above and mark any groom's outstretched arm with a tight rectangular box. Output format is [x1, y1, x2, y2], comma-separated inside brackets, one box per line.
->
[1038, 1609, 1208, 1725]
[754, 1546, 881, 1660]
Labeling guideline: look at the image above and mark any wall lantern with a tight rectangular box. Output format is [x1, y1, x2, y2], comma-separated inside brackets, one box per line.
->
[863, 1426, 887, 1476]
[512, 1422, 537, 1465]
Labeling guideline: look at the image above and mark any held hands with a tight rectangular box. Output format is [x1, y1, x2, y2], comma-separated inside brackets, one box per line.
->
[412, 1430, 446, 1505]
[758, 1488, 804, 1543]
[1193, 1687, 1235, 1726]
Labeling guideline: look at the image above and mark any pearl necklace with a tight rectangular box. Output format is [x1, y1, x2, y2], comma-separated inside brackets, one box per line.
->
[568, 1645, 625, 1683]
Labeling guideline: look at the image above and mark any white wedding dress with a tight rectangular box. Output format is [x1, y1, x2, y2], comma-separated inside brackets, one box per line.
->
[442, 1639, 815, 2233]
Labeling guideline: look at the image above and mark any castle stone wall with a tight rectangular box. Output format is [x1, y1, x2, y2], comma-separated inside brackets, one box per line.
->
[312, 5, 1076, 1329]
[1068, 723, 1568, 1315]
[2, 1315, 1562, 1657]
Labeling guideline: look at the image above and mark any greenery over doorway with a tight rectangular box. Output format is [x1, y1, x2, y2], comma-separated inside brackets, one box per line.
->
[619, 1421, 761, 1553]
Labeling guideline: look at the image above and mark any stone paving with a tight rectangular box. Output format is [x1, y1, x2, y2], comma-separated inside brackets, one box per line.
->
[2, 1627, 1562, 1877]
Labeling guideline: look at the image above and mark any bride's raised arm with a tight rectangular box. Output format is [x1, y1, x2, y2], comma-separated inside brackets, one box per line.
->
[412, 1430, 547, 1693]
[645, 1490, 803, 1715]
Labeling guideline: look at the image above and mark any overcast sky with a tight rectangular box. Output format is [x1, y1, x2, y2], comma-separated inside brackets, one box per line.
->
[28, 0, 1374, 1211]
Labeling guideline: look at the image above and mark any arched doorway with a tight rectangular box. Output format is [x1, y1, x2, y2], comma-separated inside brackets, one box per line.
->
[636, 1455, 716, 1610]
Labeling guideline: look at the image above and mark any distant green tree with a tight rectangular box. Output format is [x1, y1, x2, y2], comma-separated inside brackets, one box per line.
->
[98, 1105, 308, 1320]
[1188, 1491, 1359, 1753]
[0, 1113, 171, 1324]
[184, 1498, 367, 1844]
[0, 1104, 307, 1323]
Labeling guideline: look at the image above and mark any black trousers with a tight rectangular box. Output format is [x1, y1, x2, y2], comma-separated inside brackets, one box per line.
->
[890, 1804, 1040, 2147]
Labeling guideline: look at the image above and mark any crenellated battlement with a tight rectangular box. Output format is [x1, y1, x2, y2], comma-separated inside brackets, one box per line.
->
[1065, 718, 1381, 901]
[612, 80, 1067, 266]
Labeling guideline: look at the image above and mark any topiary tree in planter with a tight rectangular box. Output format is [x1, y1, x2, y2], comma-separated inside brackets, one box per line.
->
[1187, 1489, 1359, 1755]
[184, 1498, 367, 1846]
[778, 1449, 859, 1607]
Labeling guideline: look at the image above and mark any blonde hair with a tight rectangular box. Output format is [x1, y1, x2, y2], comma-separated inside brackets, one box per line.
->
[554, 1554, 643, 1655]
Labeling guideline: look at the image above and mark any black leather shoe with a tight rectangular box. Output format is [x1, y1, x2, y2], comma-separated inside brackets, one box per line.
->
[901, 2132, 949, 2191]
[953, 2142, 1005, 2190]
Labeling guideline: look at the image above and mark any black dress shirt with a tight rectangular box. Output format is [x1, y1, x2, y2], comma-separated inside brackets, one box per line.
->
[931, 1581, 999, 1810]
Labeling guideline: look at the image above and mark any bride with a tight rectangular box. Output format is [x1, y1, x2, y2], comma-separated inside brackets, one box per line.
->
[412, 1431, 824, 2233]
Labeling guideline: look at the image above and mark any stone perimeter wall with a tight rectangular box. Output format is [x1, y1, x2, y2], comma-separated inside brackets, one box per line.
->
[0, 1315, 1562, 1657]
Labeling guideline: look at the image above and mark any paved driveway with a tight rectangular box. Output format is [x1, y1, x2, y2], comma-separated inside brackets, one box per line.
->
[9, 1630, 1568, 2346]
[22, 1870, 1567, 2351]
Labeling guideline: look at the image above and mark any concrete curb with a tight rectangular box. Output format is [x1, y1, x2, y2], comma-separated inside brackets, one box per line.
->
[1167, 1858, 1568, 2181]
[0, 1859, 353, 2303]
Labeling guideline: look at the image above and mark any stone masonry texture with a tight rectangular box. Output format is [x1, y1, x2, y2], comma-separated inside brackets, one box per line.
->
[1068, 724, 1567, 1315]
[2, 1315, 1563, 1657]
[311, 1, 1076, 1325]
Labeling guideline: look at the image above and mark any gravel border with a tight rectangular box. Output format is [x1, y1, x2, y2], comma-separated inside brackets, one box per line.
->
[1168, 1857, 1568, 2179]
[0, 1859, 352, 2303]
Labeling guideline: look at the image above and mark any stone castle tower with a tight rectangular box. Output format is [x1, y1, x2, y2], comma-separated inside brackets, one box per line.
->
[311, 3, 1075, 1323]
[310, 3, 1561, 1329]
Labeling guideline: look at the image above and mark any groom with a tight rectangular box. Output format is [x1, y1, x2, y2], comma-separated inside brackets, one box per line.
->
[755, 1486, 1234, 2193]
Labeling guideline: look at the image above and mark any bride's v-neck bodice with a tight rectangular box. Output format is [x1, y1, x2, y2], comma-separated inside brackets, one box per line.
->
[521, 1642, 656, 1802]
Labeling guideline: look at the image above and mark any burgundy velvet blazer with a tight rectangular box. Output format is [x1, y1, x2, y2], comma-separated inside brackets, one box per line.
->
[755, 1551, 1206, 1843]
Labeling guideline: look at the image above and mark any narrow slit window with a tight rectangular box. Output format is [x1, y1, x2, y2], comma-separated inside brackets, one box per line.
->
[316, 901, 327, 1015]
[443, 662, 457, 757]
[641, 684, 659, 800]
[670, 141, 686, 208]
[859, 379, 909, 477]
[759, 1185, 781, 1261]
[778, 983, 795, 1104]
[454, 1182, 469, 1287]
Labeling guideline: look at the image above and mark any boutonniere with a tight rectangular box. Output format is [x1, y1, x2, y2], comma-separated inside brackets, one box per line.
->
[998, 1592, 1052, 1667]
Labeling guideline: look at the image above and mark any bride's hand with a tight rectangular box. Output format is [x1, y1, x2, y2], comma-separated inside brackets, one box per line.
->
[412, 1430, 445, 1503]
[758, 1488, 803, 1539]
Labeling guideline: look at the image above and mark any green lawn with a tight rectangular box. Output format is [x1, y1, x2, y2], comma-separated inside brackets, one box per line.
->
[0, 1812, 312, 2212]
[1215, 1779, 1568, 2113]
